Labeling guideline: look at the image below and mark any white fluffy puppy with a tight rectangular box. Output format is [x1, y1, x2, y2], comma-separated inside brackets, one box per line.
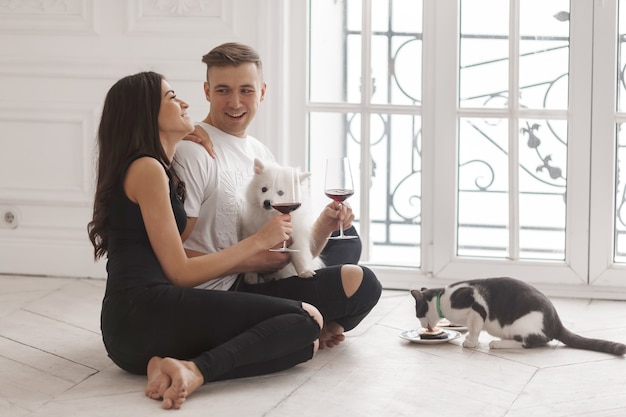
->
[240, 158, 324, 284]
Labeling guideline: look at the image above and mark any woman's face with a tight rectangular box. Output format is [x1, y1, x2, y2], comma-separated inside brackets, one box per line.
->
[158, 79, 194, 155]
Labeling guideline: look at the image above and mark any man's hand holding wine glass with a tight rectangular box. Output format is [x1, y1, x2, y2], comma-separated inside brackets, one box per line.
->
[316, 200, 355, 237]
[324, 157, 358, 240]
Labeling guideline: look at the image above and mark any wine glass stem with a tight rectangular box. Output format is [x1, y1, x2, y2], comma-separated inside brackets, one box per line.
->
[338, 203, 344, 237]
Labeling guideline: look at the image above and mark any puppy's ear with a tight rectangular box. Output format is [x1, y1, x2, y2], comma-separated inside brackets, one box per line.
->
[299, 171, 311, 183]
[410, 289, 422, 301]
[253, 158, 265, 175]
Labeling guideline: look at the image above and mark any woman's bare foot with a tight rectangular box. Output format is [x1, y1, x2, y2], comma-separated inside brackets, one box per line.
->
[159, 357, 204, 410]
[320, 321, 345, 349]
[145, 357, 170, 400]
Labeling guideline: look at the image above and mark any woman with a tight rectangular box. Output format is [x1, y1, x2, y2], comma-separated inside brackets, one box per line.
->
[88, 71, 322, 410]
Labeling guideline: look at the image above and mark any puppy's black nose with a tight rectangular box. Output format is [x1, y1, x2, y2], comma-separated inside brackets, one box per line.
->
[263, 200, 272, 210]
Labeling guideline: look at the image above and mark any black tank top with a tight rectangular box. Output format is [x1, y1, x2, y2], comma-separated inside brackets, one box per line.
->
[104, 157, 187, 294]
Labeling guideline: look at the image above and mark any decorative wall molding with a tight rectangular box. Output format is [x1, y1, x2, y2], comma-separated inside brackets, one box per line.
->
[0, 0, 95, 34]
[127, 0, 233, 36]
[0, 0, 268, 279]
[0, 0, 78, 13]
[0, 56, 203, 81]
[0, 103, 98, 204]
[141, 0, 220, 16]
[0, 237, 106, 278]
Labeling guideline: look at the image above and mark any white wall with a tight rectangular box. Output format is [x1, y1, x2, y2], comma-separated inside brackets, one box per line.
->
[0, 0, 292, 278]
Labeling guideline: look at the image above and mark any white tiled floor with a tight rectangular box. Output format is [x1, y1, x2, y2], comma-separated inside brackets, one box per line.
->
[1, 274, 625, 417]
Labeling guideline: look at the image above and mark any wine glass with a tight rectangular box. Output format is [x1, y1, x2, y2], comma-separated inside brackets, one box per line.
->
[324, 157, 358, 240]
[269, 167, 302, 252]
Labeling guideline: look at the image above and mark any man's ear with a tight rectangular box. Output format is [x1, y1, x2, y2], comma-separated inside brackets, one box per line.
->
[203, 81, 211, 101]
[259, 82, 267, 102]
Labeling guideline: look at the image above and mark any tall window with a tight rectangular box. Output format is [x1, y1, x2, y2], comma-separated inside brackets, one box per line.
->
[305, 0, 625, 296]
[616, 0, 626, 261]
[308, 0, 423, 268]
[458, 0, 569, 261]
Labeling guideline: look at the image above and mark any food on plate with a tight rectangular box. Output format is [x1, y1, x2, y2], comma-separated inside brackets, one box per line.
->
[436, 318, 465, 328]
[418, 326, 448, 340]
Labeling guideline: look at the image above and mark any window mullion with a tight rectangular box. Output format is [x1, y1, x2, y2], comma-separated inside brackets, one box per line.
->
[589, 0, 623, 285]
[508, 0, 521, 260]
[360, 0, 373, 261]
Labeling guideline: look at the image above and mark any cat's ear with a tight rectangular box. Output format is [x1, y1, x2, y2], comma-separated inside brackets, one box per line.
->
[410, 289, 422, 301]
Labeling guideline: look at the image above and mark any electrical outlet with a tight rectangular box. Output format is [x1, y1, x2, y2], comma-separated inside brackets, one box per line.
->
[0, 206, 20, 229]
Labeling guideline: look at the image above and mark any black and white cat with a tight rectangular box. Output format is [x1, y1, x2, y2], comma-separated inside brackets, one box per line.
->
[410, 277, 626, 355]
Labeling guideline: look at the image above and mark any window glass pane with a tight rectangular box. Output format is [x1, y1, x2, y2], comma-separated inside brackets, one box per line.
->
[370, 0, 423, 105]
[392, 0, 422, 33]
[616, 124, 626, 262]
[309, 0, 362, 103]
[519, 119, 567, 260]
[309, 111, 359, 211]
[308, 0, 422, 269]
[347, 0, 362, 31]
[619, 1, 626, 112]
[458, 118, 509, 258]
[460, 0, 509, 109]
[308, 112, 421, 267]
[371, 34, 391, 103]
[459, 1, 570, 262]
[618, 2, 626, 262]
[457, 118, 568, 260]
[372, 0, 390, 33]
[346, 34, 363, 103]
[369, 113, 421, 266]
[519, 0, 570, 110]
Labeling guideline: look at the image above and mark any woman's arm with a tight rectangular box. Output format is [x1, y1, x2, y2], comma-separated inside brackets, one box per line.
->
[183, 228, 291, 275]
[125, 157, 291, 287]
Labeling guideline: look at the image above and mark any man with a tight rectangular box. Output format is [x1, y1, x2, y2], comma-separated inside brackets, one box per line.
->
[175, 42, 381, 348]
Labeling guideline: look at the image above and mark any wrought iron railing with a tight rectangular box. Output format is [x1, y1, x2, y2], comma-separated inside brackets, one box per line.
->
[341, 2, 572, 259]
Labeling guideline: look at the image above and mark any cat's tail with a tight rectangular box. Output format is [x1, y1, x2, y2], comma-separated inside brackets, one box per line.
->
[557, 327, 626, 355]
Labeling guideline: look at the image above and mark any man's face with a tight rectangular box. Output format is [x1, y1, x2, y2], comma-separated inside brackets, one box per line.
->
[204, 62, 266, 138]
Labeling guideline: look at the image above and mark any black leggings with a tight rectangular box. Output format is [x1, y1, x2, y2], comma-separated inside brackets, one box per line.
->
[236, 227, 382, 331]
[101, 285, 320, 383]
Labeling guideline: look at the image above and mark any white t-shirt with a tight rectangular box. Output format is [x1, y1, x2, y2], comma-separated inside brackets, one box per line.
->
[174, 122, 276, 290]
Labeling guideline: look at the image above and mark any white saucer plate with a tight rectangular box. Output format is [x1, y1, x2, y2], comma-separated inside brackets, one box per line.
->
[399, 329, 463, 344]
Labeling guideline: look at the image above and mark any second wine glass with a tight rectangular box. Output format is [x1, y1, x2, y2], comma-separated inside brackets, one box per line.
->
[269, 167, 302, 252]
[324, 157, 358, 240]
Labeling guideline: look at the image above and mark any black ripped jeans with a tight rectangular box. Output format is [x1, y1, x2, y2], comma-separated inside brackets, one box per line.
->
[101, 285, 320, 383]
[236, 226, 382, 332]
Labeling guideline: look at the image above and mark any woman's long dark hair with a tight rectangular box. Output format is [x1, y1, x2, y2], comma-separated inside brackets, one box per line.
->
[88, 71, 172, 260]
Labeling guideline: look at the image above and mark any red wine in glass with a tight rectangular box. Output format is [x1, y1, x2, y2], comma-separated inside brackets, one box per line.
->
[271, 202, 302, 214]
[325, 189, 354, 203]
[324, 158, 358, 240]
[269, 167, 302, 252]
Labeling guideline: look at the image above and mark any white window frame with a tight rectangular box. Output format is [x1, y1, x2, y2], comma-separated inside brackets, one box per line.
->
[277, 0, 626, 299]
[589, 0, 626, 289]
[433, 0, 593, 292]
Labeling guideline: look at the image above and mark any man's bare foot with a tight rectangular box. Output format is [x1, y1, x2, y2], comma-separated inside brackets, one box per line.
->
[145, 357, 170, 400]
[159, 357, 204, 410]
[320, 321, 345, 349]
